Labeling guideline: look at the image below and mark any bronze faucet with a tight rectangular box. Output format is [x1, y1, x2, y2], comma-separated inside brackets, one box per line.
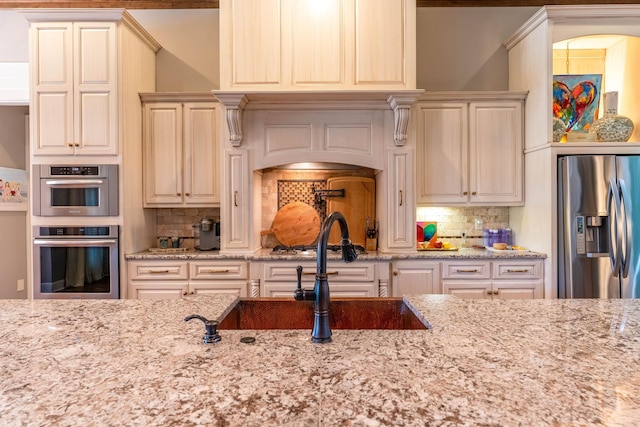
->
[293, 211, 358, 343]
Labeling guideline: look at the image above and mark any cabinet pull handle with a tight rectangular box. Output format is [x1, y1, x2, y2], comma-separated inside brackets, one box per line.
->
[67, 143, 74, 148]
[399, 190, 403, 206]
[303, 271, 338, 276]
[177, 192, 181, 196]
[463, 191, 468, 195]
[147, 270, 170, 274]
[393, 271, 399, 276]
[493, 291, 499, 295]
[234, 190, 238, 207]
[205, 269, 230, 274]
[507, 269, 529, 273]
[455, 269, 478, 273]
[185, 192, 190, 197]
[472, 191, 477, 196]
[75, 143, 80, 147]
[486, 290, 492, 295]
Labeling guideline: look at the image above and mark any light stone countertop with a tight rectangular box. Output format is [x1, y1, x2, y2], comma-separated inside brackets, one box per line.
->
[1, 294, 638, 426]
[126, 247, 546, 261]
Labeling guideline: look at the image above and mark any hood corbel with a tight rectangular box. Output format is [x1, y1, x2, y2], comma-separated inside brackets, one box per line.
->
[388, 93, 420, 146]
[213, 92, 248, 147]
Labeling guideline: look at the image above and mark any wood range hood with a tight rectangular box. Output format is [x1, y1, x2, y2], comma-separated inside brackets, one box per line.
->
[213, 89, 424, 159]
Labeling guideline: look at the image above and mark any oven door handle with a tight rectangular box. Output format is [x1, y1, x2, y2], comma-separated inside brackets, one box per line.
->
[45, 179, 105, 186]
[34, 239, 117, 247]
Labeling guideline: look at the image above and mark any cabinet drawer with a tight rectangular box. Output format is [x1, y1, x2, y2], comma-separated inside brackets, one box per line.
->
[442, 261, 490, 279]
[261, 262, 375, 282]
[128, 261, 188, 280]
[493, 261, 542, 280]
[190, 261, 248, 280]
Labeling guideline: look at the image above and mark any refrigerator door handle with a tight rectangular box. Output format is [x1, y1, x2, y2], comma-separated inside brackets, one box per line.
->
[619, 179, 631, 279]
[607, 179, 622, 277]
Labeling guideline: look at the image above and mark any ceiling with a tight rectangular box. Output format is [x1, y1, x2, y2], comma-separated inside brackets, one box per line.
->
[1, 0, 640, 8]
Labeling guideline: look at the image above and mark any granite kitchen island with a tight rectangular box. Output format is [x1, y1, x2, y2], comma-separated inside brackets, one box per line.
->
[1, 294, 639, 426]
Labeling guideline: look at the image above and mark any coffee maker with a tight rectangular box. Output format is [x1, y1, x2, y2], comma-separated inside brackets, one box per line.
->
[194, 219, 220, 251]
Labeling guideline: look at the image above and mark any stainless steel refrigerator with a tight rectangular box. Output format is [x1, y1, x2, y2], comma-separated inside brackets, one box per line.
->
[558, 155, 640, 298]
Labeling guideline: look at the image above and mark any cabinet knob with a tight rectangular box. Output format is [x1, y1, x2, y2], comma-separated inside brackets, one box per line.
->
[75, 143, 80, 147]
[463, 191, 468, 195]
[393, 271, 399, 276]
[486, 290, 492, 295]
[177, 192, 181, 196]
[185, 192, 190, 197]
[493, 290, 499, 295]
[472, 191, 477, 196]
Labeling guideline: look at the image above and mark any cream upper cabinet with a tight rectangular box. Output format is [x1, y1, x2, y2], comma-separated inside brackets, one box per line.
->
[416, 93, 526, 206]
[30, 21, 117, 156]
[24, 11, 162, 159]
[219, 0, 416, 90]
[142, 95, 220, 207]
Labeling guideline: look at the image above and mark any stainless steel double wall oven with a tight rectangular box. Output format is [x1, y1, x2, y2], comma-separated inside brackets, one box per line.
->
[32, 164, 120, 299]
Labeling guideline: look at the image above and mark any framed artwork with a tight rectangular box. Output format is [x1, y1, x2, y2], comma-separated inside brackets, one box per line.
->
[0, 167, 27, 211]
[553, 74, 602, 132]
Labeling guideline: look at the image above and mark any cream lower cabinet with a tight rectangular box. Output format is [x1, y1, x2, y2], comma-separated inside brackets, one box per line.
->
[127, 260, 248, 299]
[391, 260, 441, 296]
[142, 95, 220, 207]
[442, 259, 543, 300]
[415, 93, 526, 206]
[254, 261, 380, 298]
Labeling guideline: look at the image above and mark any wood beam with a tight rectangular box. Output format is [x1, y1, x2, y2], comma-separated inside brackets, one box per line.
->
[0, 0, 639, 8]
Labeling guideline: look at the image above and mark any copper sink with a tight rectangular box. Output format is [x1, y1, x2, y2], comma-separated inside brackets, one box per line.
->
[218, 297, 429, 330]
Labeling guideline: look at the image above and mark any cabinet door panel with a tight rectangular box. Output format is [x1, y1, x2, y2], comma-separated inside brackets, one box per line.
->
[228, 0, 280, 86]
[77, 91, 114, 153]
[32, 23, 74, 154]
[74, 22, 117, 154]
[387, 148, 415, 249]
[130, 283, 187, 300]
[494, 282, 542, 299]
[355, 0, 406, 86]
[144, 103, 183, 205]
[443, 281, 492, 299]
[183, 103, 220, 205]
[291, 0, 343, 86]
[470, 102, 523, 204]
[392, 261, 441, 296]
[190, 282, 247, 297]
[225, 149, 250, 249]
[416, 103, 468, 204]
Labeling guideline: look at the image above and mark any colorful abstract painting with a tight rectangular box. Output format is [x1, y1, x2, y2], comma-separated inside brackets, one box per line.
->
[553, 74, 602, 132]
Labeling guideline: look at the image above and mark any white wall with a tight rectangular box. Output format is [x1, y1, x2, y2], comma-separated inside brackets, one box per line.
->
[416, 7, 538, 90]
[0, 106, 28, 299]
[130, 9, 220, 91]
[0, 10, 29, 62]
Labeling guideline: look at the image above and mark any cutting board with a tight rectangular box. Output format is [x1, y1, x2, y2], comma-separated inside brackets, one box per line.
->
[327, 177, 375, 246]
[262, 202, 321, 247]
